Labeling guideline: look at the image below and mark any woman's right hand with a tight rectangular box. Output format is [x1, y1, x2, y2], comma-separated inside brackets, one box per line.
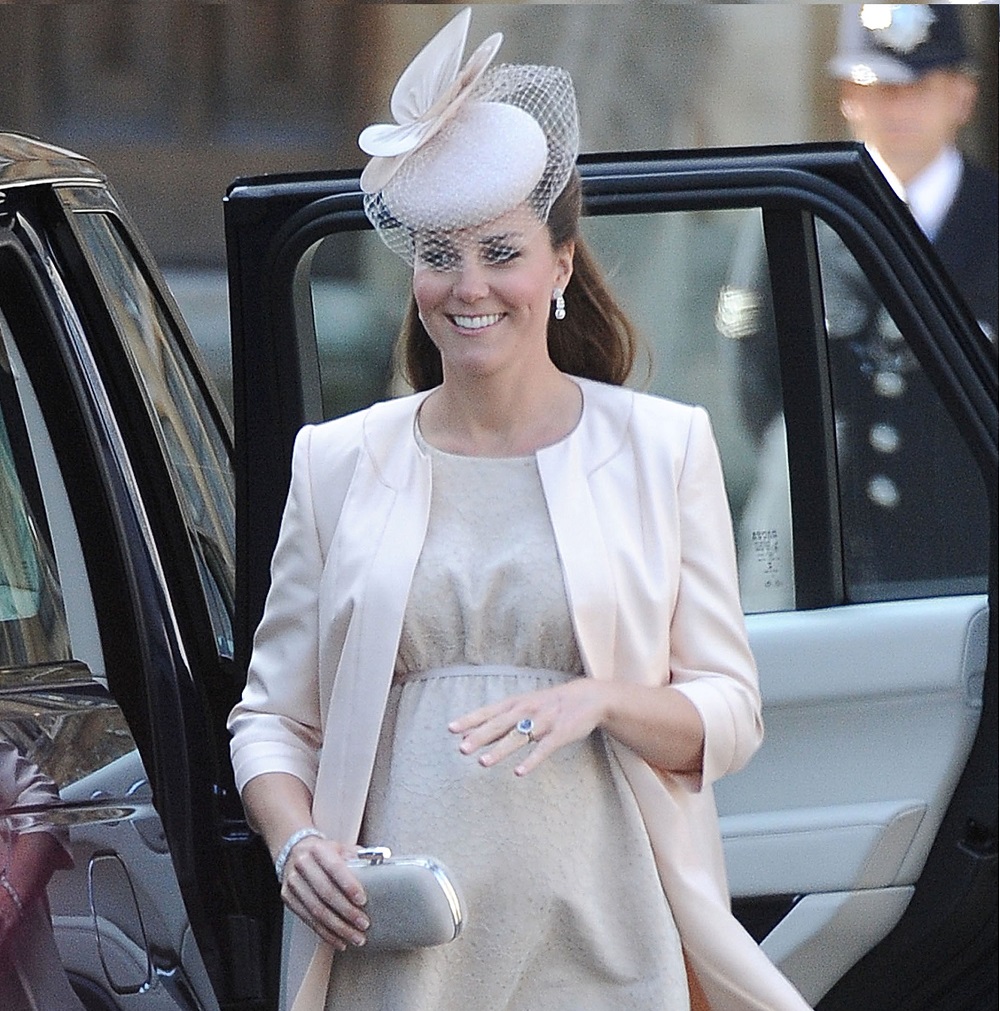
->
[280, 835, 370, 950]
[239, 773, 370, 950]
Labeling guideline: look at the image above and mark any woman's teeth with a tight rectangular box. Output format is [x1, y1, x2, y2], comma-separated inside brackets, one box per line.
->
[452, 313, 502, 330]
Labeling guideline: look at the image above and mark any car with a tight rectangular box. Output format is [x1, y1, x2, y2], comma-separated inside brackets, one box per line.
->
[0, 131, 995, 1010]
[0, 132, 245, 1011]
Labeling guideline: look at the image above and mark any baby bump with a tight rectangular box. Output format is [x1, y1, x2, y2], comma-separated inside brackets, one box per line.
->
[362, 665, 590, 849]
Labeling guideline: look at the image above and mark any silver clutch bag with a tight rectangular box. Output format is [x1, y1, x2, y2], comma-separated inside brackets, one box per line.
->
[348, 847, 465, 951]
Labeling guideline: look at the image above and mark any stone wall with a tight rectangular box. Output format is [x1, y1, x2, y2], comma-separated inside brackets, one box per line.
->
[1, 2, 995, 269]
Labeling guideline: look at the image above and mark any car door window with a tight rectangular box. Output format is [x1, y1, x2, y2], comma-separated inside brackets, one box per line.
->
[585, 209, 790, 612]
[815, 222, 988, 603]
[298, 208, 791, 612]
[290, 200, 988, 618]
[0, 312, 71, 664]
[65, 202, 236, 658]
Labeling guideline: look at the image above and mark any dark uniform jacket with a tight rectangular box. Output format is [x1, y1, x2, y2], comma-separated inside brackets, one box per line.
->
[722, 155, 996, 596]
[933, 158, 999, 340]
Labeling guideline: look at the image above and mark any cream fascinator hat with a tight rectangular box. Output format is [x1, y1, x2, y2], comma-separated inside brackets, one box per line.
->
[359, 7, 580, 263]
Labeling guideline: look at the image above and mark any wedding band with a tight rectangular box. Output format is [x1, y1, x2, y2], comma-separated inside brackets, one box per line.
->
[515, 717, 535, 742]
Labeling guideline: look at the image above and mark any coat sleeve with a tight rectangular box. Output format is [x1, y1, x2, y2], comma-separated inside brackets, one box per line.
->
[228, 425, 325, 797]
[668, 406, 764, 787]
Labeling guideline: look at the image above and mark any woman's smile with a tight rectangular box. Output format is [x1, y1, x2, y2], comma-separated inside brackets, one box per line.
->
[449, 312, 505, 331]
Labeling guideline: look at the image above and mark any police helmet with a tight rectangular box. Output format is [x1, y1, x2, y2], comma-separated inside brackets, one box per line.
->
[828, 4, 971, 85]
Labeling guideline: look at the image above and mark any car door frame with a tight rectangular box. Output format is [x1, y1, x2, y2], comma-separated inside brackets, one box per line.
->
[224, 142, 998, 1009]
[1, 171, 269, 1008]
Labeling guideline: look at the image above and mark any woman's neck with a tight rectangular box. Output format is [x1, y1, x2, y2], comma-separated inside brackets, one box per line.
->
[419, 367, 583, 457]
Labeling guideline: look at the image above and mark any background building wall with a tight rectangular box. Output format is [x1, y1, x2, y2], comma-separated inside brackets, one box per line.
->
[2, 2, 995, 272]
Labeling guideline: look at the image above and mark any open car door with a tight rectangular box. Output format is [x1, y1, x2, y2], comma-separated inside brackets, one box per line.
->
[226, 144, 997, 1009]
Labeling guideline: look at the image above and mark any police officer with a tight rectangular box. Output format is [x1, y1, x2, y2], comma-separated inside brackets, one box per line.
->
[721, 4, 994, 607]
[830, 2, 998, 340]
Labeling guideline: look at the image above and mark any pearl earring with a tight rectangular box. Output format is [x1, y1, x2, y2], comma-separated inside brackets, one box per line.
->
[553, 289, 566, 321]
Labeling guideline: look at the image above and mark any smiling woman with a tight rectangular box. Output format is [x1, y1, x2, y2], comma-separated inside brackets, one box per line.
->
[227, 8, 811, 1011]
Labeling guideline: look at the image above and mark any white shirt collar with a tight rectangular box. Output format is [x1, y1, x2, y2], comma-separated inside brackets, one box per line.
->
[902, 147, 963, 240]
[866, 145, 963, 241]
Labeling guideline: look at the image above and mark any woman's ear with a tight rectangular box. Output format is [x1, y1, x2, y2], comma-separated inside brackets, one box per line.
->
[555, 240, 575, 291]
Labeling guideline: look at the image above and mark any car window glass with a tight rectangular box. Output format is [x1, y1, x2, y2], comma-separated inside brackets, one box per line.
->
[815, 222, 988, 602]
[298, 201, 989, 611]
[67, 208, 236, 658]
[586, 210, 790, 614]
[0, 310, 71, 665]
[301, 208, 790, 615]
[296, 203, 989, 613]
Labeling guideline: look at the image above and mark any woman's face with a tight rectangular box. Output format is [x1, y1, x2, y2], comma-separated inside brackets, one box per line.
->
[412, 205, 574, 382]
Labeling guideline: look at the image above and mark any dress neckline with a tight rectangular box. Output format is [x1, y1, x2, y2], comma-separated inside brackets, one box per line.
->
[413, 377, 585, 460]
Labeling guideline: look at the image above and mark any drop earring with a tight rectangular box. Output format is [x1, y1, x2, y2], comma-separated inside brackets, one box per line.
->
[553, 288, 566, 321]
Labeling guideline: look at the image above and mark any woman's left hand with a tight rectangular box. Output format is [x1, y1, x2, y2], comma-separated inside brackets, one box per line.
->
[448, 679, 611, 776]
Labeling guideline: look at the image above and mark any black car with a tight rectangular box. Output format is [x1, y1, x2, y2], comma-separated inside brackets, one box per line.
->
[0, 132, 995, 1010]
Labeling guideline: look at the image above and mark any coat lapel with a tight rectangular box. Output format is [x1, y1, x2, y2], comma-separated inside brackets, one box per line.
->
[536, 379, 627, 684]
[311, 393, 432, 842]
[290, 395, 432, 1011]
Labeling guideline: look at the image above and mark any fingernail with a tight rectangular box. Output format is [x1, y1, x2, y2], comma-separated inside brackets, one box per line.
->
[352, 934, 367, 947]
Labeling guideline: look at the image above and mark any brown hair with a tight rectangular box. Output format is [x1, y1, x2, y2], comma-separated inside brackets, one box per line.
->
[398, 170, 644, 392]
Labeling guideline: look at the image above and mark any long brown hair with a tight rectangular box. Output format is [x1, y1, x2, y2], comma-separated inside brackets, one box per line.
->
[398, 170, 643, 392]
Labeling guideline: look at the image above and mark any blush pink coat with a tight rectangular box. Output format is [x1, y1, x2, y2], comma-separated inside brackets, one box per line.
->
[228, 376, 811, 1010]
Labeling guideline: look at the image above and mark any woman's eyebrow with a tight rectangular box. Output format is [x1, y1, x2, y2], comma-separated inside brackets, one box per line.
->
[481, 228, 525, 241]
[478, 231, 522, 246]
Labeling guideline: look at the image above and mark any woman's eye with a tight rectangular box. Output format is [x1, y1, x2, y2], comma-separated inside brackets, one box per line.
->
[417, 240, 460, 271]
[483, 244, 520, 265]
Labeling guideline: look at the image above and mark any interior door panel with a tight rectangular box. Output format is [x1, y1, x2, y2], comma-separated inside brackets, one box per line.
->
[718, 594, 987, 1001]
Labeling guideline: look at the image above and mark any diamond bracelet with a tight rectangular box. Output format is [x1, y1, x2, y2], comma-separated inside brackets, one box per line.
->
[274, 827, 326, 883]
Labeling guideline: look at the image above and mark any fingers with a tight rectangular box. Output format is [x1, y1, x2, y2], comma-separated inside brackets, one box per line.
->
[281, 838, 370, 950]
[451, 698, 537, 762]
[451, 698, 555, 772]
[471, 715, 541, 768]
[474, 713, 558, 778]
[511, 729, 559, 778]
[450, 680, 607, 775]
[447, 699, 507, 736]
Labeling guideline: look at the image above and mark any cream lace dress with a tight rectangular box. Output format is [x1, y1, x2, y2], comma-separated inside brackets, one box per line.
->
[324, 432, 689, 1010]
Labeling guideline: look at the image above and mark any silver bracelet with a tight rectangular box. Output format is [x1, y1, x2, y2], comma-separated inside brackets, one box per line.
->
[274, 827, 326, 883]
[0, 870, 24, 914]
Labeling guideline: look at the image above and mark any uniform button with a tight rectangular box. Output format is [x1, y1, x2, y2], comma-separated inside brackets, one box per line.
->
[873, 371, 905, 397]
[867, 475, 900, 509]
[869, 422, 900, 454]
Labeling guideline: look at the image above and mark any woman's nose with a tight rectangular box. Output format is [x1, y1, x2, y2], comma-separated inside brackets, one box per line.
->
[452, 260, 489, 301]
